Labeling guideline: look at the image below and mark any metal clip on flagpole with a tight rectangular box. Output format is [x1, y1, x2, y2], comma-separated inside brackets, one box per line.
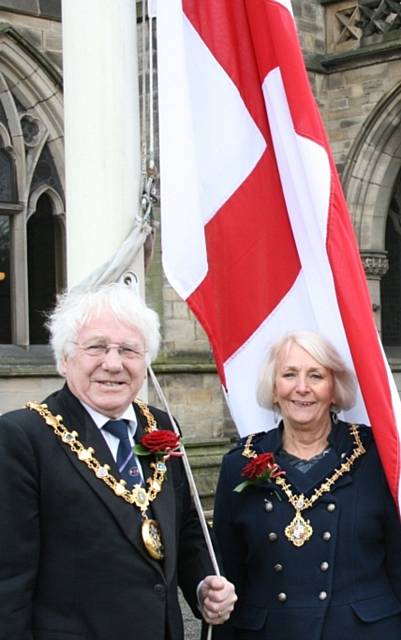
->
[148, 366, 219, 640]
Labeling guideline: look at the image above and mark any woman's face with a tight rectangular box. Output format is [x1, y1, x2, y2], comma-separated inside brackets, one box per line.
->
[273, 342, 335, 430]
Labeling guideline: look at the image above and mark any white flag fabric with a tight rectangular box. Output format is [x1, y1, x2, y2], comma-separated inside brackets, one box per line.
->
[156, 0, 401, 510]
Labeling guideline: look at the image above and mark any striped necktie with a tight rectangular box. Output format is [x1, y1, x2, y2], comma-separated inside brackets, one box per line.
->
[103, 419, 142, 488]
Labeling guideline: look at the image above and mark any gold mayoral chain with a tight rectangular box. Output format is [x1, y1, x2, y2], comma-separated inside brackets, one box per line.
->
[242, 424, 366, 548]
[26, 399, 167, 561]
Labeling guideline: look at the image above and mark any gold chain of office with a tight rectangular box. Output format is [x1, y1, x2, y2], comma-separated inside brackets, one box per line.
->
[26, 399, 167, 560]
[242, 424, 366, 547]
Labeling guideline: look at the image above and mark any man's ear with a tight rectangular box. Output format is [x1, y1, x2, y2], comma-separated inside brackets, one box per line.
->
[60, 354, 68, 377]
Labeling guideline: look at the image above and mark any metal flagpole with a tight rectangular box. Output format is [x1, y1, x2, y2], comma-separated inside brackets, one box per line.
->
[148, 366, 219, 640]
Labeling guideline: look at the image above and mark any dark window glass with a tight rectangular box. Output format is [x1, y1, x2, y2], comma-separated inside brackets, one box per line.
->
[27, 194, 57, 344]
[381, 214, 401, 346]
[0, 150, 17, 202]
[0, 215, 11, 343]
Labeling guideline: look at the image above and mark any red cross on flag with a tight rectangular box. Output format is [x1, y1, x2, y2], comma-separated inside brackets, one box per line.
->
[156, 0, 401, 510]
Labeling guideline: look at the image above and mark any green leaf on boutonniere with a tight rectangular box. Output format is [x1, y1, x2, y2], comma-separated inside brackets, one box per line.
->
[132, 443, 152, 456]
[234, 480, 254, 493]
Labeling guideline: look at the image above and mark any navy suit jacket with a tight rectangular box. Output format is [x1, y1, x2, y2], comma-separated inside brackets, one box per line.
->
[0, 384, 212, 640]
[212, 421, 401, 640]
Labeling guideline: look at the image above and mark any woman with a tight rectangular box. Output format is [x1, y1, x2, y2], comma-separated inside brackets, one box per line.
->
[213, 331, 401, 639]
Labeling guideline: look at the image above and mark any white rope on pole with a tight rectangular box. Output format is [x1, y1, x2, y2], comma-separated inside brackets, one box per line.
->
[148, 10, 155, 169]
[141, 0, 148, 177]
[139, 2, 158, 236]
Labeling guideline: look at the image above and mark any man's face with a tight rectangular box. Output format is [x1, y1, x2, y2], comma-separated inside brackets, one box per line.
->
[61, 310, 147, 418]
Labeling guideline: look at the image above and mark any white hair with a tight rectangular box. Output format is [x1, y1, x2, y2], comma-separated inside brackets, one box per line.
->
[47, 283, 160, 374]
[257, 331, 357, 412]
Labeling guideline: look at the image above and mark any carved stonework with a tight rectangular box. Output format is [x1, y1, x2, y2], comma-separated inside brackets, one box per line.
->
[20, 114, 42, 147]
[361, 251, 389, 278]
[327, 2, 361, 53]
[336, 5, 362, 44]
[358, 0, 401, 37]
[326, 1, 401, 53]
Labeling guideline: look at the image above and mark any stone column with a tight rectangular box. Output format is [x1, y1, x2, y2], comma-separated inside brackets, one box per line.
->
[361, 251, 389, 334]
[62, 0, 142, 289]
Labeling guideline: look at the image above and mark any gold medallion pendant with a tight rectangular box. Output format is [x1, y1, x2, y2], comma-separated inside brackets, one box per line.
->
[285, 510, 313, 547]
[141, 518, 164, 560]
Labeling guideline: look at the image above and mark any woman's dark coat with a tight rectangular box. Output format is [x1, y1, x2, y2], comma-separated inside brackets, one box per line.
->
[213, 421, 401, 639]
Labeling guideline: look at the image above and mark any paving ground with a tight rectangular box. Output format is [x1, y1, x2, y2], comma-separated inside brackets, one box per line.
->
[180, 590, 202, 639]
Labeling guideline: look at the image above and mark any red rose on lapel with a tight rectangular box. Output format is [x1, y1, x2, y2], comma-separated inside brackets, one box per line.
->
[234, 452, 285, 493]
[140, 430, 180, 454]
[242, 453, 280, 480]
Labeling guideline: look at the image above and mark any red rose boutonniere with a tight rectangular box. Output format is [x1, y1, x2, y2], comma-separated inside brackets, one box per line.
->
[234, 452, 285, 493]
[133, 430, 183, 461]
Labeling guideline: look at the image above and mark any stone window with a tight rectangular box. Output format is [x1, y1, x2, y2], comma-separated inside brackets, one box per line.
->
[0, 214, 11, 342]
[27, 193, 63, 344]
[0, 148, 17, 201]
[0, 149, 16, 344]
[0, 28, 64, 348]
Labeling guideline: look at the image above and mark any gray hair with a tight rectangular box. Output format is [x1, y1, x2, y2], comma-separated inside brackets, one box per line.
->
[256, 331, 357, 412]
[47, 283, 160, 374]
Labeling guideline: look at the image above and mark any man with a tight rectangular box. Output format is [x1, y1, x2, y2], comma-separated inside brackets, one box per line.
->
[0, 283, 236, 639]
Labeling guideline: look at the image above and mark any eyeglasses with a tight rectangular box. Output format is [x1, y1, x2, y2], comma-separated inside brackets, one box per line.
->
[72, 342, 147, 360]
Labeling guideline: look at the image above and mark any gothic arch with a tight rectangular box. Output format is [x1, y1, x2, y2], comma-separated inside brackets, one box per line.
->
[0, 27, 64, 198]
[28, 185, 65, 222]
[0, 121, 12, 150]
[342, 81, 401, 252]
[342, 82, 401, 337]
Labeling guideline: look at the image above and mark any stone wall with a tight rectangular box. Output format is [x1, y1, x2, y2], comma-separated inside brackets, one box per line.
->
[0, 6, 61, 69]
[0, 374, 61, 414]
[2, 0, 401, 438]
[293, 0, 326, 55]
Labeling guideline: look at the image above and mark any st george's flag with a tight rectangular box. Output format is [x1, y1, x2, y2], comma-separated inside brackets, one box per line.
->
[155, 0, 401, 510]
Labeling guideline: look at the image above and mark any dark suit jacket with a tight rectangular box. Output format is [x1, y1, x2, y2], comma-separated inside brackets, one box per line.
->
[212, 421, 401, 640]
[0, 384, 213, 640]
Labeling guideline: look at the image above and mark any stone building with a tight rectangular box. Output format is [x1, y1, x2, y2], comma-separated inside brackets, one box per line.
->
[1, 1, 401, 479]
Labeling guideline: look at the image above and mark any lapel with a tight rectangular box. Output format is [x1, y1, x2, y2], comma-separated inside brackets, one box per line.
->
[135, 404, 177, 581]
[46, 385, 164, 576]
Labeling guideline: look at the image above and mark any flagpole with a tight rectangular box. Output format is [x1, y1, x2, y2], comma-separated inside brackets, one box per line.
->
[148, 366, 218, 639]
[148, 366, 220, 572]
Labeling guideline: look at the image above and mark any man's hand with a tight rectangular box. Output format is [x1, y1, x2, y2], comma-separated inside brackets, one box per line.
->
[199, 576, 237, 625]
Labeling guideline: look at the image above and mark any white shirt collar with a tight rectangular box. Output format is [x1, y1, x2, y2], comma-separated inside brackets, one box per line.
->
[80, 401, 138, 435]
